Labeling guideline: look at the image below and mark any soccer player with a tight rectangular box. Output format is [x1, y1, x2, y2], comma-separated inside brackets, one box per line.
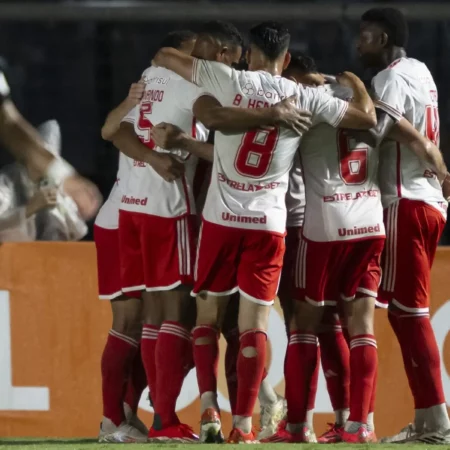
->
[96, 80, 148, 443]
[0, 64, 100, 219]
[112, 25, 242, 442]
[153, 20, 377, 442]
[358, 7, 450, 444]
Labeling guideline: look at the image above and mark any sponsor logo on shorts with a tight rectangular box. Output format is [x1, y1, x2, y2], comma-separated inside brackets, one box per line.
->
[121, 195, 148, 206]
[338, 223, 381, 237]
[218, 173, 279, 192]
[221, 212, 267, 224]
[323, 189, 379, 202]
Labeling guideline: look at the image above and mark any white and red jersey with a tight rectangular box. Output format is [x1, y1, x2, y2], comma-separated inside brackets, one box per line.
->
[95, 153, 133, 229]
[192, 60, 349, 235]
[372, 57, 446, 218]
[286, 153, 305, 228]
[120, 66, 209, 218]
[301, 83, 384, 242]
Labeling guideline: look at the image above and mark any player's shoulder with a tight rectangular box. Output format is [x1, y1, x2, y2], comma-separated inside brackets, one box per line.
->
[322, 83, 352, 101]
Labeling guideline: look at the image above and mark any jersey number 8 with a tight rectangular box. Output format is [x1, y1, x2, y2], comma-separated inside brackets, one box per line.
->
[234, 128, 280, 178]
[337, 130, 368, 185]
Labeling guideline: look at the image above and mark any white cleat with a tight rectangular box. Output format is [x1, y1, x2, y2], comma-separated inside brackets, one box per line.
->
[419, 428, 450, 444]
[379, 423, 421, 443]
[124, 403, 149, 436]
[257, 395, 287, 441]
[99, 417, 147, 443]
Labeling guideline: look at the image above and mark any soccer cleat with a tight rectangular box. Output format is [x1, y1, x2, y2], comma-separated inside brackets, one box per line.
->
[124, 403, 149, 436]
[261, 425, 316, 443]
[200, 407, 224, 443]
[418, 428, 450, 444]
[148, 423, 199, 443]
[379, 423, 420, 443]
[341, 425, 377, 444]
[257, 395, 287, 440]
[317, 422, 344, 443]
[99, 418, 148, 443]
[227, 427, 258, 444]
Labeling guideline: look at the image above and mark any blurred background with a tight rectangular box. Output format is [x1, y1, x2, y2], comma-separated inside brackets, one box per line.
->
[1, 0, 450, 241]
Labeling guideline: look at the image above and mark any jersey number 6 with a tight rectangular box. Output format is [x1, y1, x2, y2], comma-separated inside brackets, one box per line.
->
[234, 128, 279, 178]
[337, 130, 368, 185]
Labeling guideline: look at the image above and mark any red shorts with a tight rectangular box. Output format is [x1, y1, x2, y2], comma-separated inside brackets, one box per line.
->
[294, 234, 385, 306]
[193, 219, 285, 304]
[94, 225, 141, 300]
[119, 211, 197, 292]
[379, 199, 445, 313]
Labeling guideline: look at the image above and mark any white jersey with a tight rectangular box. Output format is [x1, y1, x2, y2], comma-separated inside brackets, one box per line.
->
[95, 153, 133, 229]
[372, 57, 446, 218]
[301, 83, 384, 242]
[192, 60, 349, 235]
[120, 66, 208, 218]
[286, 153, 305, 228]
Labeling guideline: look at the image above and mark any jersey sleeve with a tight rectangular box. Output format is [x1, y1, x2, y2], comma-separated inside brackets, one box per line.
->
[191, 59, 235, 103]
[0, 71, 11, 105]
[372, 70, 406, 122]
[303, 86, 349, 128]
[121, 106, 138, 125]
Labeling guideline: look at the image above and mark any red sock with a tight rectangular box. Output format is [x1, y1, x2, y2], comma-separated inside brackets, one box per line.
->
[101, 330, 138, 426]
[348, 335, 378, 424]
[124, 345, 147, 413]
[285, 332, 318, 424]
[224, 327, 239, 415]
[193, 325, 219, 395]
[398, 315, 445, 408]
[236, 329, 267, 417]
[141, 325, 159, 406]
[369, 363, 377, 416]
[183, 337, 195, 378]
[262, 367, 268, 381]
[319, 330, 350, 411]
[307, 345, 320, 411]
[154, 321, 192, 427]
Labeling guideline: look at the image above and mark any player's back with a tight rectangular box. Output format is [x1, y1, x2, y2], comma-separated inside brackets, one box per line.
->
[373, 57, 446, 216]
[121, 66, 208, 218]
[300, 83, 384, 242]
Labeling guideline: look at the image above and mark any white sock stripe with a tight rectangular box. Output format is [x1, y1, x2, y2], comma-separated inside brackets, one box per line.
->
[109, 330, 139, 347]
[142, 330, 159, 338]
[350, 337, 377, 344]
[240, 329, 267, 340]
[350, 338, 377, 349]
[193, 325, 218, 335]
[161, 323, 191, 338]
[351, 342, 378, 349]
[159, 327, 191, 341]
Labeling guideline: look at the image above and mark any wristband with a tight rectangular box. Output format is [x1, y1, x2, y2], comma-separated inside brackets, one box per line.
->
[45, 158, 75, 187]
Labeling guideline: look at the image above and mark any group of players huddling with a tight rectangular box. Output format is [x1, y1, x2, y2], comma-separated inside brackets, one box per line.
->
[94, 7, 450, 445]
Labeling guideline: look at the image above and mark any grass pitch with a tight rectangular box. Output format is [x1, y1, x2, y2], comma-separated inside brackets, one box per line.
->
[0, 440, 448, 450]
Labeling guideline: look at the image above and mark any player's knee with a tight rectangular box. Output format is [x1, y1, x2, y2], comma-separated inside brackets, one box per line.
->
[111, 316, 142, 339]
[196, 302, 221, 327]
[294, 301, 323, 332]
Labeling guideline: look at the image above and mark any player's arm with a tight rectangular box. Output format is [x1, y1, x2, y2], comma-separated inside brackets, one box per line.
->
[153, 47, 194, 82]
[151, 122, 213, 162]
[334, 72, 377, 129]
[193, 95, 311, 136]
[113, 122, 185, 182]
[101, 80, 145, 141]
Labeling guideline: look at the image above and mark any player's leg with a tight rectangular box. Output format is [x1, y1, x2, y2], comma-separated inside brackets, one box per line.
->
[96, 218, 147, 443]
[228, 231, 285, 443]
[192, 220, 240, 442]
[340, 238, 384, 444]
[316, 308, 350, 443]
[382, 200, 449, 443]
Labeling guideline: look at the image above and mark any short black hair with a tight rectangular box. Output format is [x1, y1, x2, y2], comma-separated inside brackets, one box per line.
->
[198, 20, 243, 49]
[361, 8, 408, 48]
[287, 52, 318, 75]
[159, 30, 196, 50]
[249, 21, 290, 61]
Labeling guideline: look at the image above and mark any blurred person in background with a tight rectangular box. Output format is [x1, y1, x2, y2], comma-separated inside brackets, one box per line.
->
[0, 120, 87, 241]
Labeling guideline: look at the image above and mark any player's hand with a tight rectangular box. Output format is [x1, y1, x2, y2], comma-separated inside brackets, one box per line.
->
[152, 122, 188, 150]
[336, 71, 364, 88]
[127, 80, 145, 105]
[272, 95, 312, 136]
[26, 187, 58, 217]
[150, 153, 185, 182]
[62, 175, 102, 220]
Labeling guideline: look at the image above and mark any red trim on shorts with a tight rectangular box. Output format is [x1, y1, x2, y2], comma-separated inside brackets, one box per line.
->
[396, 143, 402, 198]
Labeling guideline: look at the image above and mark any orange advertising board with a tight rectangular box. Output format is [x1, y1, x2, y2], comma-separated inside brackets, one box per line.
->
[0, 242, 448, 438]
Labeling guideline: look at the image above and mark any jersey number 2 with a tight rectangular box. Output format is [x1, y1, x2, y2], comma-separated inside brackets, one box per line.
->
[425, 105, 440, 146]
[234, 128, 279, 178]
[136, 102, 156, 150]
[337, 130, 368, 185]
